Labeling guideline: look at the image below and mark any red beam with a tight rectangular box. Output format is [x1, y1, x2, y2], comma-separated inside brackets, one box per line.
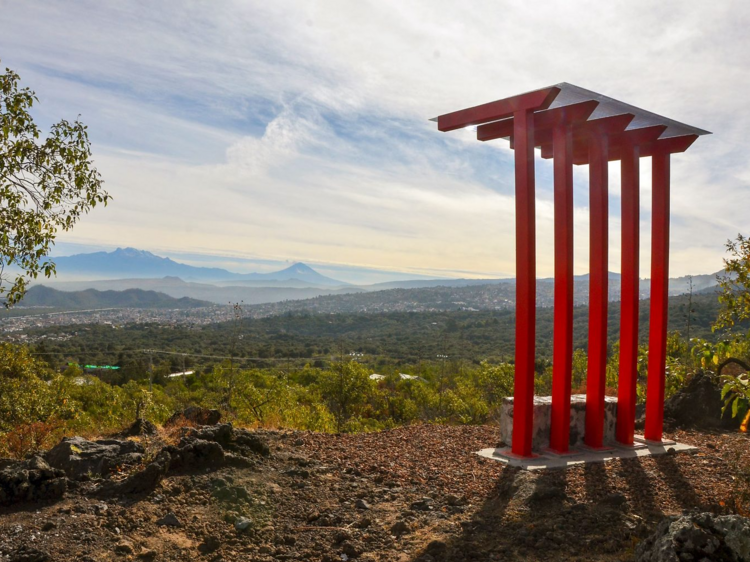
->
[616, 141, 640, 446]
[511, 109, 537, 458]
[585, 114, 636, 136]
[477, 118, 514, 142]
[644, 150, 671, 441]
[584, 131, 610, 449]
[477, 100, 599, 142]
[640, 134, 698, 158]
[479, 111, 635, 165]
[601, 126, 668, 163]
[438, 87, 560, 132]
[549, 122, 575, 453]
[566, 114, 635, 164]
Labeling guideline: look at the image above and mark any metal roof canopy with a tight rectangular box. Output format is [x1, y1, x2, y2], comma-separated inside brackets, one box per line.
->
[434, 83, 711, 165]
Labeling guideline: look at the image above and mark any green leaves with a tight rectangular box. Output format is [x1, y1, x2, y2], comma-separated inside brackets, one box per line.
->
[318, 360, 374, 432]
[721, 370, 750, 419]
[0, 63, 109, 307]
[714, 234, 750, 332]
[0, 343, 77, 433]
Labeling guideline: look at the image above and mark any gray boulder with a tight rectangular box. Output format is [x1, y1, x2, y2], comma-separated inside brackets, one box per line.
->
[166, 439, 224, 471]
[186, 423, 234, 446]
[0, 456, 67, 506]
[103, 450, 171, 496]
[663, 371, 739, 430]
[45, 436, 144, 480]
[234, 429, 271, 457]
[186, 424, 270, 457]
[636, 512, 750, 561]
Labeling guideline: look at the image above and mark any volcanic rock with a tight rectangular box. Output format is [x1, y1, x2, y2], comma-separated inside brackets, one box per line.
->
[45, 436, 144, 480]
[104, 450, 171, 496]
[185, 423, 234, 447]
[234, 517, 253, 532]
[8, 546, 51, 562]
[165, 439, 224, 472]
[663, 371, 739, 430]
[0, 456, 67, 506]
[235, 429, 271, 456]
[635, 512, 750, 561]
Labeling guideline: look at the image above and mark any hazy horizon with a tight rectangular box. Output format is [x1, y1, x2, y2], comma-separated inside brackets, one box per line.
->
[37, 243, 721, 287]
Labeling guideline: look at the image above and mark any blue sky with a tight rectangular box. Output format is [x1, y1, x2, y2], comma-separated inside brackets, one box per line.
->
[1, 1, 748, 283]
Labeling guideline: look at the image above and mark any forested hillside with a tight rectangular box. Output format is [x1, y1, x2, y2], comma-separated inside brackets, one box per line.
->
[24, 292, 724, 376]
[18, 285, 212, 309]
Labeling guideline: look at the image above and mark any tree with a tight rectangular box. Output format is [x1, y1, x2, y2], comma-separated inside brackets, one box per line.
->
[684, 275, 695, 354]
[0, 343, 76, 437]
[714, 233, 750, 331]
[318, 360, 372, 432]
[1, 63, 109, 307]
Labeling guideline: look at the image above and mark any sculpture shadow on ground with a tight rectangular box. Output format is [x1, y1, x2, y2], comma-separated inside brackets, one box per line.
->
[652, 454, 703, 512]
[614, 456, 663, 516]
[407, 454, 708, 562]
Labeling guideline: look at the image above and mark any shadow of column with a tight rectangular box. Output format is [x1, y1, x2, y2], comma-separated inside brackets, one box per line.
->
[614, 457, 662, 516]
[582, 461, 614, 503]
[652, 454, 703, 511]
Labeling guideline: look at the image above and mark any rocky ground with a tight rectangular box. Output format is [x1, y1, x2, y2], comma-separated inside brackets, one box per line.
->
[1, 421, 749, 562]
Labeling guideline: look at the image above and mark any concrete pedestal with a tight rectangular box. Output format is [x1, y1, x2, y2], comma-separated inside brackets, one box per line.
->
[500, 394, 618, 451]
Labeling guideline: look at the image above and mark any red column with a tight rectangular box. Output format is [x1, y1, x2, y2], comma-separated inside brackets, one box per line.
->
[585, 132, 610, 448]
[616, 141, 640, 445]
[549, 122, 575, 453]
[645, 150, 671, 441]
[511, 109, 537, 458]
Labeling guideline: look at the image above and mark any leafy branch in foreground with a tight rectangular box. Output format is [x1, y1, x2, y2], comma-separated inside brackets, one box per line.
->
[714, 233, 750, 331]
[1, 63, 109, 307]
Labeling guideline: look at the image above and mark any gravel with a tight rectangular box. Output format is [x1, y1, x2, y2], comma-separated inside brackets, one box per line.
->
[1, 424, 748, 561]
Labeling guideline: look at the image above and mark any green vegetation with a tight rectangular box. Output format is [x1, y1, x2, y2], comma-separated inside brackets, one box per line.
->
[1, 63, 109, 307]
[4, 318, 748, 460]
[713, 233, 750, 427]
[1, 324, 744, 455]
[15, 292, 724, 376]
[2, 235, 750, 460]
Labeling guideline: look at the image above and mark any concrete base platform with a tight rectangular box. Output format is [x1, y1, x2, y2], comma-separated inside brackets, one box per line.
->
[500, 394, 619, 451]
[634, 435, 677, 446]
[612, 440, 648, 451]
[477, 441, 697, 471]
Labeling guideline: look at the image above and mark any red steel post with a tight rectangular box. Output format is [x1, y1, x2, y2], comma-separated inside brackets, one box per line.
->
[616, 141, 640, 445]
[511, 109, 537, 458]
[549, 122, 575, 453]
[585, 132, 610, 448]
[644, 150, 671, 441]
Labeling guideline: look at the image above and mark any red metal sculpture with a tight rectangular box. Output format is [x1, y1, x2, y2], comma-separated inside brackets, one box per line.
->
[436, 84, 709, 457]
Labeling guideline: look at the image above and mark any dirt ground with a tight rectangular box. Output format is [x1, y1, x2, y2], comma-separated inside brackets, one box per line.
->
[1, 424, 748, 562]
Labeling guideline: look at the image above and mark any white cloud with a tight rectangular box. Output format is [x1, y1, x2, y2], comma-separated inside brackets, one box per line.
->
[1, 0, 748, 280]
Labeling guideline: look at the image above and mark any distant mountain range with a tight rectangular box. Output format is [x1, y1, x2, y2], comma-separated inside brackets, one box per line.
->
[242, 276, 722, 317]
[37, 247, 722, 308]
[51, 248, 347, 286]
[39, 277, 367, 306]
[18, 285, 211, 310]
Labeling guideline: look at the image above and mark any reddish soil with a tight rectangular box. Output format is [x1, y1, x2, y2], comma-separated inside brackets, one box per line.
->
[1, 425, 748, 562]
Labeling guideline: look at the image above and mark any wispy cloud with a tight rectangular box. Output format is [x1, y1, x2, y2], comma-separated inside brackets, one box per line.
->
[1, 0, 748, 280]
